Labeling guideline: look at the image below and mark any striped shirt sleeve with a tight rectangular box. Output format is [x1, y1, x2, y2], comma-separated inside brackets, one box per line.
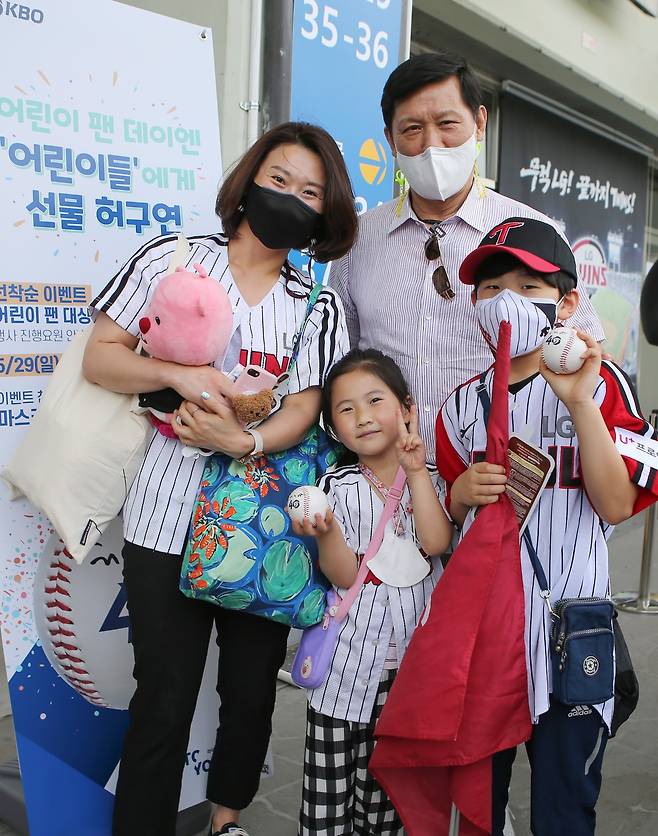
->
[567, 290, 605, 342]
[328, 250, 360, 349]
[435, 391, 471, 515]
[318, 471, 350, 544]
[287, 286, 349, 395]
[91, 234, 180, 336]
[598, 361, 658, 513]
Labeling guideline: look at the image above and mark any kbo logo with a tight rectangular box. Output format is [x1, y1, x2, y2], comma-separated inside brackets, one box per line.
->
[0, 1, 44, 23]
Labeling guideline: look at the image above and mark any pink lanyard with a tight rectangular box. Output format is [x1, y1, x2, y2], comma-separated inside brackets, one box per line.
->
[333, 466, 407, 623]
[358, 463, 405, 535]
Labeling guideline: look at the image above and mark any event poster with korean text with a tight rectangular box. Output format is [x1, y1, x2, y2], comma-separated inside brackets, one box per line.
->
[290, 0, 405, 280]
[499, 92, 649, 379]
[0, 1, 223, 832]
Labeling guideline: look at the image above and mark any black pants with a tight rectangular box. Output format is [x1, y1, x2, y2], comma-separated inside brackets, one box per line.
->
[112, 542, 290, 836]
[492, 699, 608, 836]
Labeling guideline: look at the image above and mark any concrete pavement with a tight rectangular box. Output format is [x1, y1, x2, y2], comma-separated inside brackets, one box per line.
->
[232, 512, 658, 836]
[0, 512, 655, 835]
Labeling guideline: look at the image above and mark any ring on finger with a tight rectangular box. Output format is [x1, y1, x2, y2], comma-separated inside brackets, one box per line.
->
[176, 415, 183, 426]
[201, 391, 210, 401]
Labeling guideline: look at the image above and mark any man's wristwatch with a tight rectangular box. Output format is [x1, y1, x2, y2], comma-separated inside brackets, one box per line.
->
[239, 428, 264, 462]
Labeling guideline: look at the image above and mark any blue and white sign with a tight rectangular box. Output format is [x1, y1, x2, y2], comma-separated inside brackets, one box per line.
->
[290, 0, 405, 277]
[0, 0, 223, 832]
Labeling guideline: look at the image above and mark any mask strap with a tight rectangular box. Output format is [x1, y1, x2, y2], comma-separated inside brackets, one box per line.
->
[474, 165, 487, 199]
[474, 137, 488, 199]
[394, 169, 408, 217]
[473, 132, 487, 198]
[555, 294, 566, 323]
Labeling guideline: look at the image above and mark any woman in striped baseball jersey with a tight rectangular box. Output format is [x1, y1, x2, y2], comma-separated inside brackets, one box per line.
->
[436, 217, 658, 836]
[84, 122, 358, 836]
[290, 349, 453, 836]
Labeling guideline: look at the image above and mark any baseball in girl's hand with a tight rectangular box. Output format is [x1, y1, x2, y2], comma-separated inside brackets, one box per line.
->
[287, 486, 330, 524]
[541, 327, 588, 375]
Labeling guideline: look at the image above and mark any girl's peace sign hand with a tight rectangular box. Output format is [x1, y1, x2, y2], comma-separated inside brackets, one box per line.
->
[396, 403, 427, 475]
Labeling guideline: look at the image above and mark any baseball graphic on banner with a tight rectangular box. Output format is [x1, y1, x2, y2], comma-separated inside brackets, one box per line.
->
[33, 518, 134, 710]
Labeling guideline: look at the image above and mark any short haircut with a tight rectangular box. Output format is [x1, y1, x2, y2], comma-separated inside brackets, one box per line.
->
[216, 122, 358, 263]
[381, 52, 483, 131]
[473, 252, 577, 296]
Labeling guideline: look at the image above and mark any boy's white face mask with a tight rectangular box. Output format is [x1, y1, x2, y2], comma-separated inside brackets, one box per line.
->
[396, 131, 479, 202]
[474, 289, 561, 357]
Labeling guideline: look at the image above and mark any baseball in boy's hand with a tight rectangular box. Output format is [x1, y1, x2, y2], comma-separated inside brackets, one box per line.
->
[287, 486, 330, 524]
[541, 327, 588, 374]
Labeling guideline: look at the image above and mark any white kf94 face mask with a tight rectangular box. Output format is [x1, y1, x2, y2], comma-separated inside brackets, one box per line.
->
[366, 524, 430, 588]
[474, 289, 562, 357]
[396, 131, 479, 202]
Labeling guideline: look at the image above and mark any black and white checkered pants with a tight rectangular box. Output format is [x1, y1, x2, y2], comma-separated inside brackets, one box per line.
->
[299, 668, 403, 835]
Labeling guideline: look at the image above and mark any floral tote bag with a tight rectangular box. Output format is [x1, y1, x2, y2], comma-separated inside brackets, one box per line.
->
[179, 283, 338, 629]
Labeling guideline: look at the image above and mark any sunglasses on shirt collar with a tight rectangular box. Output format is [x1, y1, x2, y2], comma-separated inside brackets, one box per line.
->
[423, 222, 455, 301]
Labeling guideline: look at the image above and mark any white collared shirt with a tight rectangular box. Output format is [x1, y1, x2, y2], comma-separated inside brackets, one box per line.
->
[92, 233, 348, 554]
[330, 183, 604, 461]
[308, 465, 443, 723]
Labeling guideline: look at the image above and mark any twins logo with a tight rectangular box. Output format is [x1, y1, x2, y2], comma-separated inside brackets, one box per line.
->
[473, 444, 581, 489]
[487, 220, 525, 245]
[33, 519, 135, 710]
[572, 237, 608, 289]
[238, 348, 290, 379]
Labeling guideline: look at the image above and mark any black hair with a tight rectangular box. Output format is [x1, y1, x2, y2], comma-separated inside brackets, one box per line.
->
[473, 252, 577, 296]
[381, 52, 483, 131]
[322, 349, 412, 465]
[216, 121, 357, 264]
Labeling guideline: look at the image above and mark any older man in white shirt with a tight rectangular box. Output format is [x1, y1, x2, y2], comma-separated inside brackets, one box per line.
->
[331, 52, 603, 460]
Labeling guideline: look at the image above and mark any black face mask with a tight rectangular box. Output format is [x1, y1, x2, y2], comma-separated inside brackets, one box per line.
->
[244, 182, 320, 251]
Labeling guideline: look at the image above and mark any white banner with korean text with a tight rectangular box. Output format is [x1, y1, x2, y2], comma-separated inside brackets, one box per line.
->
[0, 1, 223, 832]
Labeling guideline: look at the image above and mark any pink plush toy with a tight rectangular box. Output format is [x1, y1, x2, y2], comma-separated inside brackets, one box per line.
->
[138, 263, 233, 438]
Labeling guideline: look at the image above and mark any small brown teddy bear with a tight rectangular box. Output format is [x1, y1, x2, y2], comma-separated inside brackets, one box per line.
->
[232, 390, 275, 425]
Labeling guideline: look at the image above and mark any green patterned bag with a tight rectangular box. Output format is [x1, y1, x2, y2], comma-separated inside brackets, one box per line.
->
[179, 284, 338, 628]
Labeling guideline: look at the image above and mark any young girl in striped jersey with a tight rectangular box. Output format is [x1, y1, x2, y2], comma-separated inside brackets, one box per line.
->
[290, 348, 453, 836]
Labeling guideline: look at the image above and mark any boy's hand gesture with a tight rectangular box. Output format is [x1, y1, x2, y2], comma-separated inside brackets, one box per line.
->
[396, 404, 426, 475]
[540, 330, 602, 408]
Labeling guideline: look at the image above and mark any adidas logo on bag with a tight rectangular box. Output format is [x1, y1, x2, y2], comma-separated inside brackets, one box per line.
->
[567, 705, 593, 718]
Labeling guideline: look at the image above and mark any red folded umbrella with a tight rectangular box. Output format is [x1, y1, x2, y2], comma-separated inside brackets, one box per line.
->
[371, 321, 532, 835]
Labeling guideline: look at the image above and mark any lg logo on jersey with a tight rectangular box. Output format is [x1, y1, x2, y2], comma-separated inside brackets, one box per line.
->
[541, 415, 575, 439]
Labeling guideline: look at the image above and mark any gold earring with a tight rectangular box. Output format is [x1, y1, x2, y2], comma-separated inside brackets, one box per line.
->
[394, 168, 408, 217]
[474, 160, 486, 198]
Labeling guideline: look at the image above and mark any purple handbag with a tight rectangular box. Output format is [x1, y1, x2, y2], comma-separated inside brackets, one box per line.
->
[290, 468, 407, 689]
[291, 589, 342, 688]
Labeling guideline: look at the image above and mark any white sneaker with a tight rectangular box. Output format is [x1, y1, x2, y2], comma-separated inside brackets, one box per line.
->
[212, 823, 250, 836]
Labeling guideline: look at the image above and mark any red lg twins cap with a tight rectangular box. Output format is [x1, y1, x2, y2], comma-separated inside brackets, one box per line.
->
[459, 217, 578, 286]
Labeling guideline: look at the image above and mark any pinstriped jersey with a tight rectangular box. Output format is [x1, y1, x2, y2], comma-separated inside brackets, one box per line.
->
[92, 233, 348, 553]
[307, 465, 444, 723]
[436, 361, 658, 728]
